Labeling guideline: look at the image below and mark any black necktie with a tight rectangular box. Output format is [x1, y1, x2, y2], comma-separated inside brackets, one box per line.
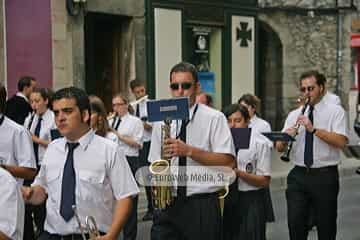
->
[177, 120, 188, 199]
[60, 142, 80, 221]
[135, 104, 140, 117]
[33, 117, 42, 166]
[304, 105, 314, 168]
[114, 117, 121, 130]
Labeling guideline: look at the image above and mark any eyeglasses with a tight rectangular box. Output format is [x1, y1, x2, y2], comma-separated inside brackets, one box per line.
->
[170, 82, 193, 90]
[300, 86, 315, 93]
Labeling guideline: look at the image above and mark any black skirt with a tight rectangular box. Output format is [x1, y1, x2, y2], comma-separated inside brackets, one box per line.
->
[264, 187, 275, 222]
[236, 188, 267, 240]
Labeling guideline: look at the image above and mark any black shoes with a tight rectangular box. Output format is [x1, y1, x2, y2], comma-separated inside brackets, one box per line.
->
[356, 167, 360, 175]
[142, 211, 153, 221]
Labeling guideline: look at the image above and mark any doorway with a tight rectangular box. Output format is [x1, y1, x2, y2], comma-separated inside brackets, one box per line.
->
[85, 13, 134, 111]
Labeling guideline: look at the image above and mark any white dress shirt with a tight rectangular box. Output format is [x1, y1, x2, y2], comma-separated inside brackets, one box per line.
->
[323, 91, 341, 105]
[249, 115, 271, 133]
[16, 92, 29, 102]
[130, 96, 152, 142]
[0, 167, 24, 240]
[237, 129, 271, 191]
[148, 104, 236, 196]
[32, 130, 139, 235]
[0, 114, 36, 185]
[109, 113, 144, 157]
[282, 98, 348, 168]
[24, 109, 56, 165]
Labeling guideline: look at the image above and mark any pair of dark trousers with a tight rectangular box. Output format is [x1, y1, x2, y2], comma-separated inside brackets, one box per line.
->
[286, 165, 339, 240]
[139, 141, 153, 212]
[124, 156, 139, 240]
[151, 193, 221, 240]
[38, 231, 105, 240]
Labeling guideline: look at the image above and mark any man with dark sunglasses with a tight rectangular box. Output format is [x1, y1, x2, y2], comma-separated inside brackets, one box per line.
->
[276, 70, 348, 240]
[148, 62, 236, 240]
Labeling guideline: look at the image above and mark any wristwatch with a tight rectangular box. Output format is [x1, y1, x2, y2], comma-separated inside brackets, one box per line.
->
[312, 128, 317, 135]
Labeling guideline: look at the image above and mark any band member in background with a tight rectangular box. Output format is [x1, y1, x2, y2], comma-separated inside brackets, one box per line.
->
[149, 62, 235, 240]
[21, 87, 139, 240]
[5, 76, 37, 125]
[0, 167, 25, 240]
[196, 91, 214, 108]
[0, 83, 36, 185]
[223, 104, 271, 240]
[23, 88, 55, 239]
[109, 93, 143, 240]
[129, 79, 154, 221]
[89, 95, 118, 143]
[276, 70, 348, 240]
[238, 93, 275, 230]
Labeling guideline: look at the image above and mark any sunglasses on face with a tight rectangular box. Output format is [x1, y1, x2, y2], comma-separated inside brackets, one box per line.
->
[170, 82, 193, 90]
[300, 86, 315, 93]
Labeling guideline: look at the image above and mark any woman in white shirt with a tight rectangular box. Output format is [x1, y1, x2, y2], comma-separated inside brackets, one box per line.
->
[89, 95, 118, 144]
[223, 104, 271, 240]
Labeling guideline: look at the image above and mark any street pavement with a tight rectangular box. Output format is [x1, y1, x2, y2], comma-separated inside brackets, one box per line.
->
[135, 174, 360, 240]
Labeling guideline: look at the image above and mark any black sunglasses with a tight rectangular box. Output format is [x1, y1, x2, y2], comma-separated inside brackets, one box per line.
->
[170, 82, 193, 90]
[300, 86, 315, 93]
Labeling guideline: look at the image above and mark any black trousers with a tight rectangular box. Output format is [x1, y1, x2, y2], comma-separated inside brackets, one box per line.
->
[286, 165, 339, 240]
[38, 231, 105, 240]
[139, 141, 153, 212]
[151, 193, 221, 240]
[124, 156, 139, 240]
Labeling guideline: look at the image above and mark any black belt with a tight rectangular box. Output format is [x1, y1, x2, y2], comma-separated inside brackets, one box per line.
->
[44, 231, 105, 240]
[294, 165, 337, 174]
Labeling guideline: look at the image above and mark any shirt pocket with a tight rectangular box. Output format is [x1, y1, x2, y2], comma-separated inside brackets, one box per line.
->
[46, 170, 62, 206]
[77, 170, 105, 202]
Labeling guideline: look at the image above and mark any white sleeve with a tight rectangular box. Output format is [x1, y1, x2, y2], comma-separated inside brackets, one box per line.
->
[209, 114, 236, 156]
[331, 106, 348, 138]
[148, 123, 162, 163]
[255, 142, 272, 176]
[133, 120, 144, 147]
[108, 147, 139, 200]
[14, 128, 36, 169]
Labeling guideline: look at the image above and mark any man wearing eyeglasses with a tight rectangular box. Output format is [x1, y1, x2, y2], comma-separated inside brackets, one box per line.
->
[276, 70, 348, 240]
[148, 62, 236, 240]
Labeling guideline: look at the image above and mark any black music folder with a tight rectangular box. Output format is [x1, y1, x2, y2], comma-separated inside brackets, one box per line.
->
[262, 131, 295, 142]
[231, 128, 251, 150]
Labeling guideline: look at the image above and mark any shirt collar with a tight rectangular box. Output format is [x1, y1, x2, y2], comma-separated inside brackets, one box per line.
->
[16, 92, 29, 102]
[64, 129, 94, 151]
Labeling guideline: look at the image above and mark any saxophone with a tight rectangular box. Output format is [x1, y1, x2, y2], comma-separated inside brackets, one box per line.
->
[149, 118, 173, 209]
[72, 205, 100, 240]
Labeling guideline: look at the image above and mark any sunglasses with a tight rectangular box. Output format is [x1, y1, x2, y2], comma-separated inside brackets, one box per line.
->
[170, 82, 193, 90]
[300, 86, 315, 93]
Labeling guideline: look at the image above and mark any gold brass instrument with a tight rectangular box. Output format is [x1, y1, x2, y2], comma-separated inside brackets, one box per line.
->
[72, 205, 100, 240]
[149, 118, 173, 209]
[218, 186, 229, 217]
[280, 97, 310, 162]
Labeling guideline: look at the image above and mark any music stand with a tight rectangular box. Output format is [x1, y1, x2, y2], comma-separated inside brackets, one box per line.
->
[262, 131, 295, 142]
[147, 97, 189, 122]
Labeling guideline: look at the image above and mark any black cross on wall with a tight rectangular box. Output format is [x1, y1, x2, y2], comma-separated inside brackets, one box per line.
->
[236, 22, 252, 47]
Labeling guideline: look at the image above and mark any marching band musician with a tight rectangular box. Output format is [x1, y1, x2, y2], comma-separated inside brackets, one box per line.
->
[23, 88, 55, 239]
[89, 95, 119, 143]
[129, 79, 154, 221]
[21, 87, 139, 240]
[276, 70, 348, 240]
[149, 62, 236, 240]
[223, 104, 271, 240]
[109, 93, 144, 240]
[0, 167, 25, 240]
[0, 84, 36, 185]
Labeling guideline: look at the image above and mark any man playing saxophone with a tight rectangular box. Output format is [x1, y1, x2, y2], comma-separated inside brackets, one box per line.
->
[148, 62, 236, 240]
[276, 70, 348, 240]
[21, 87, 139, 240]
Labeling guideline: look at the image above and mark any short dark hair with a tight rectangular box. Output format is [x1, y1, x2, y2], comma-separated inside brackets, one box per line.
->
[129, 79, 144, 91]
[52, 87, 90, 124]
[18, 76, 36, 91]
[299, 70, 326, 87]
[170, 62, 198, 83]
[0, 83, 6, 113]
[222, 104, 250, 122]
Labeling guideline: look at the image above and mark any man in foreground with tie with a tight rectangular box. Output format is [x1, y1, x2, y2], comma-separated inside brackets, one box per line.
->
[149, 62, 236, 240]
[21, 87, 139, 240]
[276, 70, 348, 240]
